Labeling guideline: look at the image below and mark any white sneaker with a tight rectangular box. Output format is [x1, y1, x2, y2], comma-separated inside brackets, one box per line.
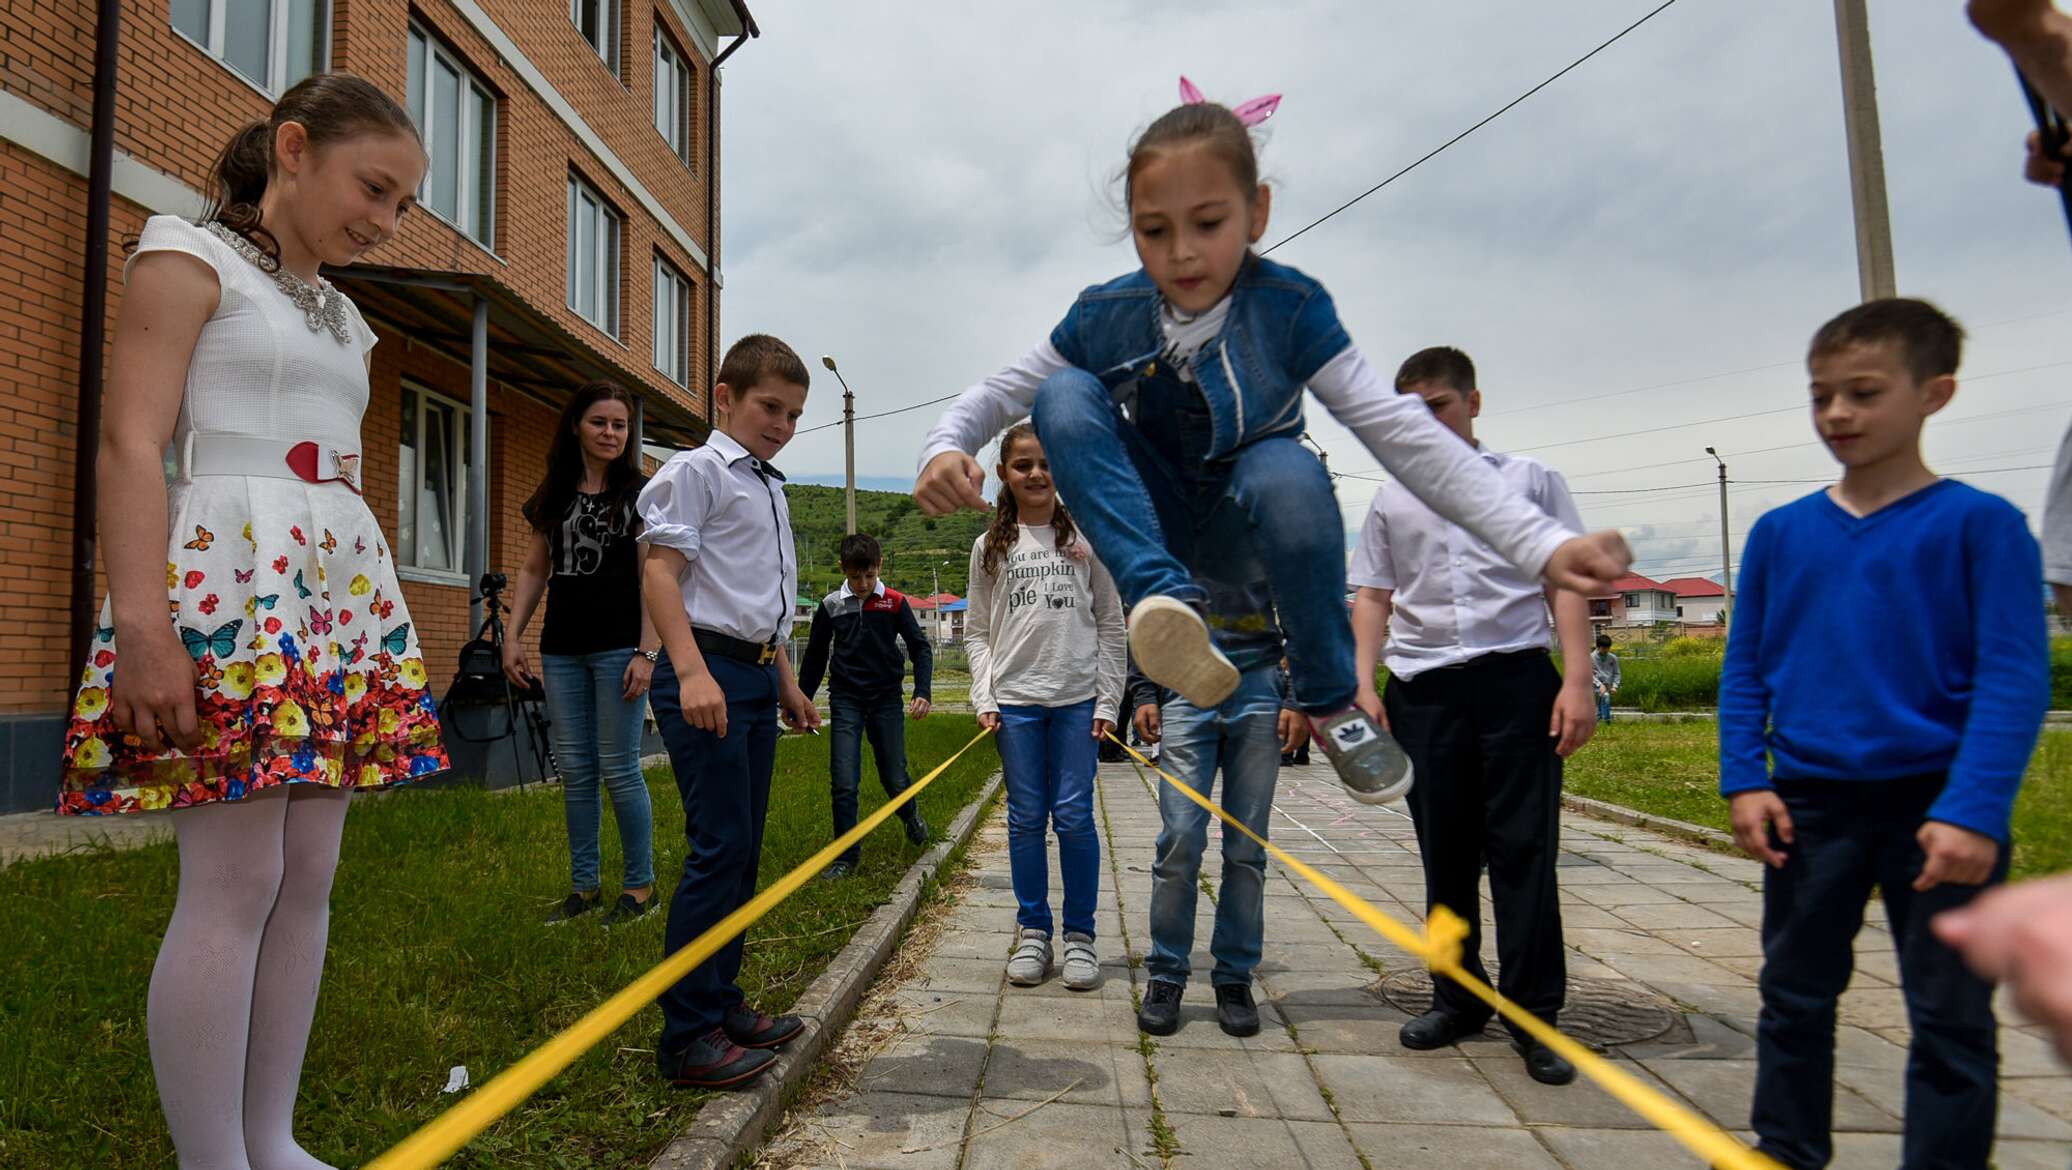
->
[1130, 595, 1240, 709]
[1006, 928, 1052, 986]
[1061, 932, 1100, 991]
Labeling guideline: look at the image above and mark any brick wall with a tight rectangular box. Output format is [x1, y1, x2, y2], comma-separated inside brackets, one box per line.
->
[0, 0, 728, 732]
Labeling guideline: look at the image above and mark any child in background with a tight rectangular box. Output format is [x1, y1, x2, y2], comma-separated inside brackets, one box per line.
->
[797, 532, 935, 881]
[1719, 299, 2048, 1170]
[638, 334, 822, 1090]
[1590, 634, 1620, 724]
[917, 78, 1630, 808]
[965, 423, 1126, 991]
[56, 75, 444, 1168]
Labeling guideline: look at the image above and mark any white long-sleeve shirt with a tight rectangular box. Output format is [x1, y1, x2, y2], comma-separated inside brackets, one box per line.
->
[919, 338, 1578, 578]
[964, 524, 1125, 723]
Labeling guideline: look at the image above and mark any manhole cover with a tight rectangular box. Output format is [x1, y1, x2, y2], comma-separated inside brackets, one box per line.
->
[1373, 966, 1688, 1049]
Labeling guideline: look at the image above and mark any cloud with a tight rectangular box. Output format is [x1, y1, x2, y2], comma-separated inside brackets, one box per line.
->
[719, 0, 2072, 579]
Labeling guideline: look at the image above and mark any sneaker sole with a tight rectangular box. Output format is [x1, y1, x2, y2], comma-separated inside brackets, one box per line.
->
[1062, 971, 1100, 991]
[1342, 760, 1414, 806]
[1137, 1014, 1180, 1036]
[1130, 597, 1239, 709]
[666, 1054, 775, 1089]
[1005, 967, 1049, 987]
[1217, 1015, 1261, 1037]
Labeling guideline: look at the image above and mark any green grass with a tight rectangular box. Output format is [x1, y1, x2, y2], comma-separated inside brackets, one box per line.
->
[1562, 636, 2072, 712]
[1564, 722, 2072, 880]
[0, 716, 998, 1170]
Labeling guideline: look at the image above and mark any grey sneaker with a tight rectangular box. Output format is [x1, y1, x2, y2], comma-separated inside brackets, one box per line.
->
[1060, 932, 1100, 991]
[1129, 595, 1240, 709]
[1005, 928, 1052, 986]
[1306, 707, 1413, 804]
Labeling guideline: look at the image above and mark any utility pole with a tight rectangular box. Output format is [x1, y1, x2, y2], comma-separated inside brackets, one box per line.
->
[1707, 447, 1735, 625]
[821, 355, 858, 534]
[1833, 0, 1897, 301]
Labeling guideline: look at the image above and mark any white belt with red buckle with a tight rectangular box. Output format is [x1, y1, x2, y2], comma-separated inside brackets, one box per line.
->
[178, 433, 364, 494]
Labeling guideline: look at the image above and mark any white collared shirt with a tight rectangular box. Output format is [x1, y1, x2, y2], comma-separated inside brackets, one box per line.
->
[1348, 445, 1586, 681]
[837, 579, 886, 602]
[636, 429, 797, 644]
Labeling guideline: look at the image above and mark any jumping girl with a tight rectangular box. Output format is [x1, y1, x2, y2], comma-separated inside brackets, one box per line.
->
[964, 423, 1126, 991]
[57, 74, 444, 1168]
[917, 79, 1630, 805]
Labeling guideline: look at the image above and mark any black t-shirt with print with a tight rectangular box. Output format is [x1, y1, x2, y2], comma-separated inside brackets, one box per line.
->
[541, 486, 644, 656]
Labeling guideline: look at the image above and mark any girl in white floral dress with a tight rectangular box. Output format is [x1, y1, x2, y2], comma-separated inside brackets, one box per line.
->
[56, 74, 444, 1170]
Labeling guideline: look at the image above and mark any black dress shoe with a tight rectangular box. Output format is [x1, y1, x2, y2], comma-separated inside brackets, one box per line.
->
[658, 1028, 775, 1089]
[723, 1004, 804, 1050]
[1137, 979, 1183, 1036]
[1398, 1008, 1486, 1051]
[1214, 982, 1260, 1037]
[903, 809, 932, 846]
[1514, 1037, 1577, 1085]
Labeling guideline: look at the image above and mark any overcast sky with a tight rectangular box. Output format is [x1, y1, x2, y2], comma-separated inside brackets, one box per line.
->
[715, 0, 2072, 582]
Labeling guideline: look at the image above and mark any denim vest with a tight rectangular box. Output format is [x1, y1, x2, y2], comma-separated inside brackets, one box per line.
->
[1046, 255, 1352, 462]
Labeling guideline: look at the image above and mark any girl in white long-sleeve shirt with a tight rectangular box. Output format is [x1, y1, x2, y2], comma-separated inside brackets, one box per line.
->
[966, 423, 1126, 992]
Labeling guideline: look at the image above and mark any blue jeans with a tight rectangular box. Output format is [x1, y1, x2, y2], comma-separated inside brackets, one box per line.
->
[997, 700, 1101, 939]
[1752, 776, 2005, 1170]
[1595, 689, 1612, 723]
[829, 691, 919, 868]
[1146, 668, 1282, 988]
[1032, 367, 1355, 712]
[542, 649, 655, 891]
[649, 654, 779, 1052]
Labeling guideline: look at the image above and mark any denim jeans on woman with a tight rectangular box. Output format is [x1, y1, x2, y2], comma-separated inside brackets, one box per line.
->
[542, 648, 655, 891]
[1146, 667, 1282, 989]
[996, 699, 1100, 939]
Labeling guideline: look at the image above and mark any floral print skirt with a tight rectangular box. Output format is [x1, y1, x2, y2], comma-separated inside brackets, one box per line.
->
[57, 477, 449, 814]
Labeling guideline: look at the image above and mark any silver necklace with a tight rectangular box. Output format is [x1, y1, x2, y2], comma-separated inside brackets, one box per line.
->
[203, 221, 352, 345]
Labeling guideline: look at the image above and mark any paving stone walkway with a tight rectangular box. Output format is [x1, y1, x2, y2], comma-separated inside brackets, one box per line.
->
[761, 760, 2072, 1170]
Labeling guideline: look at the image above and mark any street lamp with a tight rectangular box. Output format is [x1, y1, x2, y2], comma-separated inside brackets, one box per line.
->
[1706, 447, 1735, 625]
[821, 354, 857, 534]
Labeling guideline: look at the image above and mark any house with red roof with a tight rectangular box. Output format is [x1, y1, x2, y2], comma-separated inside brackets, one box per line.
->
[1659, 576, 1729, 626]
[1588, 573, 1682, 629]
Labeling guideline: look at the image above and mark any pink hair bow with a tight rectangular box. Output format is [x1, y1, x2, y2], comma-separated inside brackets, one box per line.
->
[1179, 75, 1281, 127]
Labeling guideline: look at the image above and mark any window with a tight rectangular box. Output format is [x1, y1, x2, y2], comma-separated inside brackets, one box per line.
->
[397, 385, 472, 574]
[171, 0, 326, 94]
[567, 174, 622, 335]
[571, 0, 617, 70]
[406, 26, 496, 246]
[653, 25, 694, 165]
[652, 255, 691, 384]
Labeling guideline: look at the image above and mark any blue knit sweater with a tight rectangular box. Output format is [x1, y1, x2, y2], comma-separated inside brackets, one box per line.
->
[1717, 480, 2048, 841]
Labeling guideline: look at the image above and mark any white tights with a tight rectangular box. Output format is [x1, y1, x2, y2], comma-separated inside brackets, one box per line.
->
[148, 784, 350, 1170]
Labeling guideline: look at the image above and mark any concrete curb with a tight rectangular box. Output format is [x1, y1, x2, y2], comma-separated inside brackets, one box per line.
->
[1561, 791, 1738, 854]
[646, 769, 1005, 1170]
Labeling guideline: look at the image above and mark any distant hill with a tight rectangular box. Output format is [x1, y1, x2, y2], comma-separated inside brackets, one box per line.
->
[786, 483, 993, 602]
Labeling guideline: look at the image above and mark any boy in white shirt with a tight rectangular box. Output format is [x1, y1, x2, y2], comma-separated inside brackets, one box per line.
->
[1348, 347, 1599, 1087]
[638, 335, 822, 1089]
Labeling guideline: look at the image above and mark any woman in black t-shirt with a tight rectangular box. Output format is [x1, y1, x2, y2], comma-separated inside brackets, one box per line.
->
[504, 381, 659, 926]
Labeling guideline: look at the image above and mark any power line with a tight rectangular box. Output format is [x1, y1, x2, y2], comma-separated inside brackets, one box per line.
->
[795, 391, 965, 436]
[1261, 0, 1685, 257]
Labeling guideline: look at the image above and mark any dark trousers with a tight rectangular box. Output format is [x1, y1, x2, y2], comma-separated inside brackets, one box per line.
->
[1752, 776, 2006, 1170]
[1384, 649, 1566, 1039]
[649, 653, 779, 1056]
[829, 690, 917, 868]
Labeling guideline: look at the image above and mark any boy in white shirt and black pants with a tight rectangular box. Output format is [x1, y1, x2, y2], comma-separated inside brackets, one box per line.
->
[1348, 347, 1599, 1086]
[637, 335, 822, 1089]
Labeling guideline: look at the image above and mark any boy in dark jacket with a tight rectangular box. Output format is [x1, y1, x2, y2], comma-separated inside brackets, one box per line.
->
[798, 533, 934, 878]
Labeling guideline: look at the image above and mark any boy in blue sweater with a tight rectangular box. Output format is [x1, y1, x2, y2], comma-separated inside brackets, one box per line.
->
[1719, 298, 2048, 1170]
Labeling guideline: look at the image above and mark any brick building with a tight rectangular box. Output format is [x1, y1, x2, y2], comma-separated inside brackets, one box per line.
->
[0, 0, 758, 811]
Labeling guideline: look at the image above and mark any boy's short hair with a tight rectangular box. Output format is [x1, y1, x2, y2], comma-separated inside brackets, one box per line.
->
[1807, 298, 1965, 384]
[1395, 346, 1476, 394]
[839, 533, 882, 571]
[1594, 634, 1613, 650]
[717, 333, 811, 394]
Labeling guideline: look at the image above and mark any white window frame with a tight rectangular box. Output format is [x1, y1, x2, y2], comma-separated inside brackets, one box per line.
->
[652, 254, 691, 385]
[567, 174, 622, 337]
[652, 25, 693, 166]
[570, 0, 618, 72]
[396, 383, 473, 578]
[406, 25, 497, 248]
[170, 0, 329, 96]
